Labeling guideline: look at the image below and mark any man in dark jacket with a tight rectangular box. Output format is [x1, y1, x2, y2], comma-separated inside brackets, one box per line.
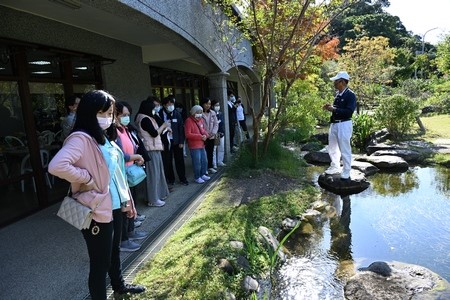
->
[227, 91, 238, 152]
[159, 96, 189, 185]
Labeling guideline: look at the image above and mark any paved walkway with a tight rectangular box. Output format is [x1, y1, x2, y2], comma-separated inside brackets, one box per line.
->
[0, 154, 224, 300]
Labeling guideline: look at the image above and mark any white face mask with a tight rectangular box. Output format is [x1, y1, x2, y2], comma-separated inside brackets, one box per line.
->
[97, 116, 113, 130]
[166, 105, 175, 113]
[214, 106, 220, 112]
[120, 116, 130, 126]
[195, 113, 203, 119]
[154, 106, 161, 113]
[229, 96, 236, 103]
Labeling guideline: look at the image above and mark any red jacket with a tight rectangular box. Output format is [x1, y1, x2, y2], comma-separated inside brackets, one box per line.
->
[185, 116, 207, 150]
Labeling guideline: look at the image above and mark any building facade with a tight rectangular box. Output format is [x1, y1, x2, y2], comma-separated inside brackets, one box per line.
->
[0, 0, 259, 226]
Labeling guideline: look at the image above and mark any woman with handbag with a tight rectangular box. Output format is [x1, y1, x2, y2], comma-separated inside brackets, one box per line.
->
[49, 90, 145, 299]
[135, 97, 171, 207]
[115, 101, 149, 252]
[200, 97, 219, 175]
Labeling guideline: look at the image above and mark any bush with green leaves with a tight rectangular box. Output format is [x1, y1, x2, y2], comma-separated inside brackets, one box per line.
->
[352, 112, 377, 152]
[374, 94, 419, 138]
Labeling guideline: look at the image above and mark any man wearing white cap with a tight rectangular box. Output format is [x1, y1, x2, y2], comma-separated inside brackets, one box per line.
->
[323, 71, 357, 180]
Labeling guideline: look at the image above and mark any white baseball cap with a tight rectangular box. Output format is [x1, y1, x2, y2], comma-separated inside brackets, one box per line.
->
[330, 71, 350, 81]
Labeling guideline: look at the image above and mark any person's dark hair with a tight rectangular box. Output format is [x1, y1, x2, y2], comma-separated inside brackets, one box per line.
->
[200, 97, 211, 106]
[227, 91, 234, 97]
[137, 99, 156, 117]
[146, 95, 161, 104]
[65, 95, 79, 114]
[115, 101, 137, 132]
[73, 90, 115, 145]
[211, 99, 219, 107]
[161, 96, 175, 106]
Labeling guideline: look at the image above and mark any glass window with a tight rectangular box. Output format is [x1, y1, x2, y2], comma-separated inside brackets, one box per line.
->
[29, 83, 64, 133]
[27, 49, 62, 79]
[0, 44, 14, 76]
[71, 57, 97, 81]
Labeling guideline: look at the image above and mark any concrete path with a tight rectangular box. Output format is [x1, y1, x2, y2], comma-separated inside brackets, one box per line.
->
[0, 155, 224, 300]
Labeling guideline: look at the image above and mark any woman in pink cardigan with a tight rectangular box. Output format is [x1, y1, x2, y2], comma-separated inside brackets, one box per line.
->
[49, 90, 145, 299]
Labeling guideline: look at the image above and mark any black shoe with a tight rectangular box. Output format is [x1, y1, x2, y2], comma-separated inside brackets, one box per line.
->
[114, 283, 146, 295]
[181, 180, 189, 186]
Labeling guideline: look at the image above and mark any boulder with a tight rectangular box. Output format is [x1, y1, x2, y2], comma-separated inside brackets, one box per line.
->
[366, 142, 403, 155]
[371, 149, 421, 162]
[355, 155, 409, 172]
[345, 261, 450, 300]
[351, 160, 379, 176]
[318, 170, 370, 195]
[304, 151, 331, 164]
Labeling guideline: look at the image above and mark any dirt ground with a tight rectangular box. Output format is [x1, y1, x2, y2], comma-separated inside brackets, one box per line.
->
[225, 170, 303, 205]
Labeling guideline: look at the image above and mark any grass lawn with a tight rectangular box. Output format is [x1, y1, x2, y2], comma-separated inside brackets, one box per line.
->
[132, 143, 318, 299]
[419, 114, 450, 141]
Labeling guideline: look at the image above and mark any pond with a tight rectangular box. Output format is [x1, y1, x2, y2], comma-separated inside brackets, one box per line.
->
[273, 166, 450, 299]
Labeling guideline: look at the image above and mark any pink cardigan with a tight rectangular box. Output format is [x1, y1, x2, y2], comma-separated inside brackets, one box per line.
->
[49, 132, 113, 223]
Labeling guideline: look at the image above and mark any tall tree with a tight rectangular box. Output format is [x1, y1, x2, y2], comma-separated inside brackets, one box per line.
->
[204, 0, 361, 160]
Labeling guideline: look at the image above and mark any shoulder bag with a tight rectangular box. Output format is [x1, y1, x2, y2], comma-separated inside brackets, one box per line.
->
[126, 164, 147, 187]
[57, 188, 94, 230]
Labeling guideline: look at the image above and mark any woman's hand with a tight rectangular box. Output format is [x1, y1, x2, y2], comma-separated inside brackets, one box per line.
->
[132, 154, 144, 165]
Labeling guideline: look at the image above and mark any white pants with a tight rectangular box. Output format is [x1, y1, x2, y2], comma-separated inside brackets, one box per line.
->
[328, 121, 353, 177]
[212, 136, 225, 167]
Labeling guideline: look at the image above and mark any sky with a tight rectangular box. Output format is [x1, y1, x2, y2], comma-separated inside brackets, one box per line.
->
[384, 0, 450, 45]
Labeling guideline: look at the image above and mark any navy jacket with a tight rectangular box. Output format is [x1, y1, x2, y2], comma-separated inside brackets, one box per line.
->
[158, 108, 185, 145]
[330, 88, 357, 122]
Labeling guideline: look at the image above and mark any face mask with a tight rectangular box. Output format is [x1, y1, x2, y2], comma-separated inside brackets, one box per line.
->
[229, 96, 236, 103]
[214, 106, 220, 112]
[166, 105, 175, 113]
[195, 113, 203, 119]
[120, 116, 130, 126]
[97, 116, 112, 130]
[154, 106, 161, 113]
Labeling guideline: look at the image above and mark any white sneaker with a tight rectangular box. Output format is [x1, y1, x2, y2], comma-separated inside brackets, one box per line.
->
[195, 178, 205, 184]
[217, 162, 226, 167]
[208, 168, 217, 174]
[201, 175, 210, 181]
[148, 199, 165, 207]
[324, 167, 341, 175]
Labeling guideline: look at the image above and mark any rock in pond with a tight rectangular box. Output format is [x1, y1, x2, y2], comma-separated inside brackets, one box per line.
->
[318, 170, 369, 195]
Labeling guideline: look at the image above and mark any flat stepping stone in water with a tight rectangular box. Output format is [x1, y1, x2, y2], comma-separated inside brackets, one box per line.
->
[371, 149, 421, 162]
[318, 169, 369, 195]
[355, 155, 408, 172]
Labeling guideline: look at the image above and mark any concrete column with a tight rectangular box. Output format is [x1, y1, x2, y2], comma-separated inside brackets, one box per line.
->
[206, 72, 231, 160]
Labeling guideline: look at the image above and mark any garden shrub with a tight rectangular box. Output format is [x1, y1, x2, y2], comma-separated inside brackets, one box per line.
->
[374, 94, 419, 138]
[352, 112, 377, 151]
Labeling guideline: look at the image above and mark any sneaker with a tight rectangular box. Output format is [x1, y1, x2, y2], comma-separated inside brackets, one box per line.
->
[201, 175, 210, 181]
[135, 214, 146, 222]
[148, 199, 165, 207]
[114, 283, 146, 295]
[128, 230, 148, 241]
[120, 240, 140, 252]
[134, 220, 142, 228]
[208, 168, 217, 174]
[324, 166, 341, 175]
[180, 180, 189, 186]
[218, 162, 226, 167]
[195, 178, 205, 184]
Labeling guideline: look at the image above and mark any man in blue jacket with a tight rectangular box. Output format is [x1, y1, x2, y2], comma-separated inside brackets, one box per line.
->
[323, 71, 357, 180]
[159, 96, 189, 185]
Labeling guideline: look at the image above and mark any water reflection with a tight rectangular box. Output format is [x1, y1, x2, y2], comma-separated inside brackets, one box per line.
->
[274, 167, 450, 298]
[370, 169, 418, 196]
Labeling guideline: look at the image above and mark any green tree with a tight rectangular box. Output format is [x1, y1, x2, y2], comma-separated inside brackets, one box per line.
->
[338, 36, 396, 111]
[204, 0, 360, 160]
[435, 34, 450, 76]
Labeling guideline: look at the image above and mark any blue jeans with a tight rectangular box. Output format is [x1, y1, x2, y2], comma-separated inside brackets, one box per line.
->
[190, 148, 207, 180]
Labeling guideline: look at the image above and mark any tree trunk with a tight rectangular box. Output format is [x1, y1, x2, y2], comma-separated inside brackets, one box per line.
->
[416, 116, 426, 133]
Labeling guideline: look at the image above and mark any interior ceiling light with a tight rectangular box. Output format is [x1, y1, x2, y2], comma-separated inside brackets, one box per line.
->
[32, 71, 52, 74]
[48, 0, 81, 10]
[29, 61, 51, 65]
[75, 66, 88, 70]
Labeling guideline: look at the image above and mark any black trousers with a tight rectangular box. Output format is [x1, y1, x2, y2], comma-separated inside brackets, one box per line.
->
[82, 209, 124, 300]
[205, 138, 215, 169]
[121, 212, 135, 241]
[229, 123, 236, 150]
[161, 142, 187, 183]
